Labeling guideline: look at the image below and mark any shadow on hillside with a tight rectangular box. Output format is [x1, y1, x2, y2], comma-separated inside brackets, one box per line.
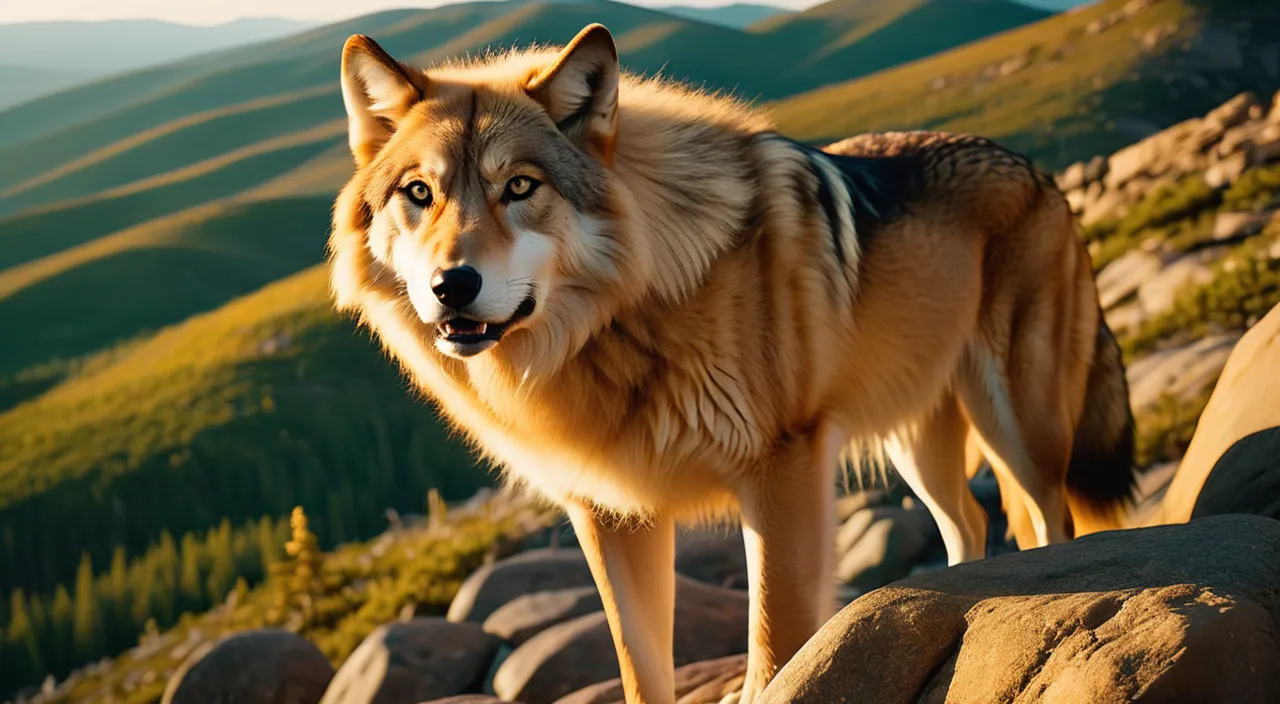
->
[0, 196, 335, 380]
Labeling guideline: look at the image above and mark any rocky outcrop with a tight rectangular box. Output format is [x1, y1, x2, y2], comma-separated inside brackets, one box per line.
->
[1064, 90, 1280, 227]
[1150, 301, 1280, 525]
[161, 628, 335, 704]
[756, 514, 1280, 704]
[319, 618, 501, 704]
[491, 577, 750, 704]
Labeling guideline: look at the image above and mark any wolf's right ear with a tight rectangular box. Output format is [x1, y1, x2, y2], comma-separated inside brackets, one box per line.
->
[340, 35, 422, 167]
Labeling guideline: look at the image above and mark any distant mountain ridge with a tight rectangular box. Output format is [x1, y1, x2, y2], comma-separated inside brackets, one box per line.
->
[0, 17, 317, 110]
[659, 2, 792, 28]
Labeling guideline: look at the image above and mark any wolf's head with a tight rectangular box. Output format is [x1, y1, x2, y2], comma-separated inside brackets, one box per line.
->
[329, 24, 766, 382]
[331, 24, 640, 365]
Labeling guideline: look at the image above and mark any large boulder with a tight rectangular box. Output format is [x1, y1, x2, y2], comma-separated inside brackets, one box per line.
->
[1152, 301, 1280, 525]
[556, 654, 747, 704]
[448, 549, 596, 624]
[161, 628, 335, 704]
[834, 502, 939, 595]
[483, 587, 603, 647]
[674, 527, 748, 590]
[1096, 249, 1163, 310]
[492, 576, 749, 704]
[1123, 333, 1241, 415]
[757, 514, 1280, 704]
[319, 618, 501, 704]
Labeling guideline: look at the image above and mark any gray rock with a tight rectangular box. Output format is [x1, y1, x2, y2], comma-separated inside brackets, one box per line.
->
[1206, 91, 1261, 131]
[1125, 333, 1242, 415]
[674, 527, 748, 590]
[1057, 161, 1087, 192]
[1096, 249, 1163, 310]
[1249, 124, 1280, 165]
[483, 588, 602, 647]
[492, 577, 749, 704]
[1213, 210, 1276, 242]
[319, 618, 500, 704]
[1136, 249, 1217, 319]
[161, 628, 334, 704]
[1205, 152, 1248, 188]
[447, 549, 595, 625]
[834, 505, 939, 595]
[555, 654, 747, 704]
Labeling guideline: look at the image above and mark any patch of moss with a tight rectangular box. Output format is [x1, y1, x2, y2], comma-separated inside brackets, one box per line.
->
[1221, 162, 1280, 212]
[1134, 386, 1216, 468]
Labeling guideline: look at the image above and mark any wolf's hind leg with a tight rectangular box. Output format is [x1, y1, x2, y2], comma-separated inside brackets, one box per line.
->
[884, 394, 987, 565]
[956, 347, 1072, 548]
[565, 501, 676, 704]
[733, 421, 842, 704]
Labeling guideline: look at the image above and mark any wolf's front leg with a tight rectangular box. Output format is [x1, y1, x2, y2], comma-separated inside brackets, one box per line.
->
[565, 500, 677, 704]
[733, 422, 842, 703]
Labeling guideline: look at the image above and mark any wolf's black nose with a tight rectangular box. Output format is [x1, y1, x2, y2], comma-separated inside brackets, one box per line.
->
[431, 266, 482, 309]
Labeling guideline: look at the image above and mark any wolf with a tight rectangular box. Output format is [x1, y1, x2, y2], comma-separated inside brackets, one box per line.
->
[326, 23, 1137, 703]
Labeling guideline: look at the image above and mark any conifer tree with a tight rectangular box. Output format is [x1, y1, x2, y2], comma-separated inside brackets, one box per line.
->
[5, 589, 43, 688]
[49, 585, 73, 675]
[178, 534, 204, 615]
[72, 552, 102, 664]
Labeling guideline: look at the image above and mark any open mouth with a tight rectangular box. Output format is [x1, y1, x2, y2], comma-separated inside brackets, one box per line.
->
[435, 296, 537, 353]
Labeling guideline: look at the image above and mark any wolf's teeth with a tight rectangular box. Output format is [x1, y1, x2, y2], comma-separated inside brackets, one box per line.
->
[476, 323, 488, 334]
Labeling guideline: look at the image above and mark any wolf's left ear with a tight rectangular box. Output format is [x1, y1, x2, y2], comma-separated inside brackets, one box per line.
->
[340, 34, 423, 167]
[524, 24, 620, 160]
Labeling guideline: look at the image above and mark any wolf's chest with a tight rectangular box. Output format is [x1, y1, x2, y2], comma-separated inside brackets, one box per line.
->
[454, 373, 757, 513]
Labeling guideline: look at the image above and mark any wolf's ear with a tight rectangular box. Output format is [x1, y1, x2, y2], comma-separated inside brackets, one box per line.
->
[524, 24, 620, 160]
[340, 35, 423, 167]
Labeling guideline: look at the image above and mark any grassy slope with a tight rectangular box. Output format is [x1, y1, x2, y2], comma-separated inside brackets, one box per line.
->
[770, 0, 1280, 170]
[750, 0, 1050, 85]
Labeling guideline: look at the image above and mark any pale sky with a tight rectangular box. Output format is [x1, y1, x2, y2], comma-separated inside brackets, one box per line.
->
[0, 0, 829, 26]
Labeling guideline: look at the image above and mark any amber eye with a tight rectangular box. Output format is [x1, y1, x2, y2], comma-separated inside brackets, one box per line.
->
[403, 180, 433, 207]
[503, 176, 540, 202]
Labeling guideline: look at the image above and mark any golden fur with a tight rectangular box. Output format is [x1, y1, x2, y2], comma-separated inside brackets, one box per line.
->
[326, 24, 1136, 703]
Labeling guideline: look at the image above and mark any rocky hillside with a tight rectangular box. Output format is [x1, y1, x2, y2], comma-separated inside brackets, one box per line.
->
[8, 88, 1280, 704]
[1072, 89, 1280, 488]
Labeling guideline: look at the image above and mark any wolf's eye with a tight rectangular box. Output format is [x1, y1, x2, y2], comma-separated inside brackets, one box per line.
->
[503, 176, 540, 202]
[403, 180, 433, 207]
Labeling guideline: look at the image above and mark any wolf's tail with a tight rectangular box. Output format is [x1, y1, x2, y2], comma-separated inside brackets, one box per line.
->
[1063, 313, 1139, 536]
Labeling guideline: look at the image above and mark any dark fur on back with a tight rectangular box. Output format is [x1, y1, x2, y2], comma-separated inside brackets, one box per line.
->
[769, 133, 921, 240]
